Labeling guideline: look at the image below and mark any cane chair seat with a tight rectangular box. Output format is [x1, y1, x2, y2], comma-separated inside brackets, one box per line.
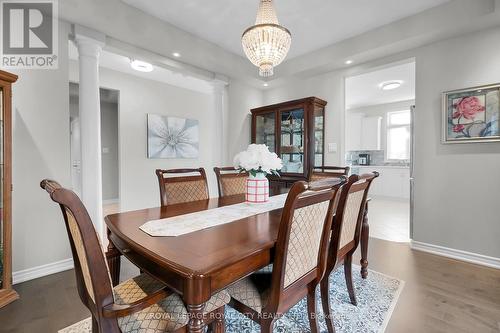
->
[115, 274, 230, 333]
[226, 274, 272, 313]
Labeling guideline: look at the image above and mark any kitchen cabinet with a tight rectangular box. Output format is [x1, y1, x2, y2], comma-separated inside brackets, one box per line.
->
[346, 113, 382, 151]
[352, 166, 410, 199]
[361, 116, 382, 150]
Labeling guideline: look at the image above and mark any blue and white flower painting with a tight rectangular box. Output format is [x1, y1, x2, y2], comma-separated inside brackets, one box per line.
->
[147, 114, 199, 158]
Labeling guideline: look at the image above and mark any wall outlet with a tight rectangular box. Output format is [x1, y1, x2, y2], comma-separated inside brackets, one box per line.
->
[328, 143, 337, 153]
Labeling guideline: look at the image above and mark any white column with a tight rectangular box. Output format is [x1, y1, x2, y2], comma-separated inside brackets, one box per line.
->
[73, 26, 105, 241]
[213, 79, 229, 164]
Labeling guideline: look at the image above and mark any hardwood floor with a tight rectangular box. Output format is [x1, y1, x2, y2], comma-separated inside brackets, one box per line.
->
[0, 238, 499, 332]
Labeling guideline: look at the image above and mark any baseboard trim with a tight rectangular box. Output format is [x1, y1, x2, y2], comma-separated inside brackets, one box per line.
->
[411, 241, 500, 269]
[13, 258, 74, 285]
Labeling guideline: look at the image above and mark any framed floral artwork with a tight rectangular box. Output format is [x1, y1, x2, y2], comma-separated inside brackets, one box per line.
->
[442, 84, 500, 143]
[147, 114, 199, 158]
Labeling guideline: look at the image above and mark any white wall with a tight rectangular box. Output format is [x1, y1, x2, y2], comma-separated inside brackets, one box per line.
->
[262, 27, 500, 259]
[70, 62, 220, 210]
[10, 22, 73, 273]
[412, 27, 500, 258]
[227, 79, 264, 163]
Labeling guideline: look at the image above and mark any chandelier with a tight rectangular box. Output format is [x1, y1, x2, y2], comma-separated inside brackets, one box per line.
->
[241, 0, 291, 77]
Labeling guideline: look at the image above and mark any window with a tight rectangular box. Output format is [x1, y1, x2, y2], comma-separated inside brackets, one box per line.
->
[387, 110, 411, 160]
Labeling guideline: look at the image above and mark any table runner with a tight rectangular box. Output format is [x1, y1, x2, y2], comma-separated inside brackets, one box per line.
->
[140, 193, 288, 236]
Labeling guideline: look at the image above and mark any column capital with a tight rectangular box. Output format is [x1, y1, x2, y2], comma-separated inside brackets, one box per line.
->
[72, 25, 105, 58]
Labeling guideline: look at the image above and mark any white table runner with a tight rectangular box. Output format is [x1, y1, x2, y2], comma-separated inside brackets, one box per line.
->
[140, 193, 288, 237]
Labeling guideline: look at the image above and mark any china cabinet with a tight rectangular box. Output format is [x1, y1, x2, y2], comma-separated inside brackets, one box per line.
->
[251, 97, 326, 189]
[0, 70, 17, 308]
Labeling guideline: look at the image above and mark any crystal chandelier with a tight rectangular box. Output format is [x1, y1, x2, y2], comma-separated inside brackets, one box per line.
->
[242, 0, 291, 77]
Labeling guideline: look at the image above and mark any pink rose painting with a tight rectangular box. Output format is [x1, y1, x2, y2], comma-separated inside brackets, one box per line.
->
[452, 96, 485, 121]
[445, 86, 500, 143]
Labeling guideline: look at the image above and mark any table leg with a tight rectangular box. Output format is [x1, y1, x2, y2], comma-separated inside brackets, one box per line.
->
[187, 303, 205, 333]
[106, 229, 121, 286]
[360, 201, 370, 279]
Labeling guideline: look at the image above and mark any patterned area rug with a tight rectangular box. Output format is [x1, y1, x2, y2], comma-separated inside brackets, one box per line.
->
[59, 266, 404, 333]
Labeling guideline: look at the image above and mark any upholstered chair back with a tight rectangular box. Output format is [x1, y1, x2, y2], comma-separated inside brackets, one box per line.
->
[214, 167, 248, 197]
[40, 179, 114, 315]
[156, 168, 209, 206]
[333, 173, 379, 255]
[269, 178, 345, 297]
[310, 166, 350, 182]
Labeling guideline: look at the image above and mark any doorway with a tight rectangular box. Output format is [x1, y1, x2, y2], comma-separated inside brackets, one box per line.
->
[69, 83, 120, 207]
[344, 60, 415, 242]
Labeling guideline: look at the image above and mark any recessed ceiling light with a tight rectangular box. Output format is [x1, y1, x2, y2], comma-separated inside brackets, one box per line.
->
[172, 52, 181, 58]
[380, 80, 403, 90]
[130, 60, 153, 72]
[345, 60, 353, 65]
[263, 83, 269, 87]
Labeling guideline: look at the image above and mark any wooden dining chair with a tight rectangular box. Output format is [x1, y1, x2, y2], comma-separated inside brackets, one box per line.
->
[227, 177, 346, 333]
[155, 168, 209, 206]
[310, 166, 350, 181]
[40, 179, 229, 333]
[320, 172, 379, 333]
[213, 167, 248, 197]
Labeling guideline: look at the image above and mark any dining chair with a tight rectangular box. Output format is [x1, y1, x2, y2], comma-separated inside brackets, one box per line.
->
[213, 167, 248, 197]
[320, 172, 379, 333]
[155, 168, 209, 206]
[40, 179, 229, 333]
[227, 177, 346, 333]
[310, 166, 350, 181]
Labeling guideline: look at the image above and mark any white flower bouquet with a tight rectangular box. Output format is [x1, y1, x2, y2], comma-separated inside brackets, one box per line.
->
[233, 144, 282, 177]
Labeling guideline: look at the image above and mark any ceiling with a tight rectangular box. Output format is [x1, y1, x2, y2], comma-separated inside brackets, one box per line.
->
[122, 0, 450, 59]
[68, 42, 214, 95]
[346, 61, 415, 109]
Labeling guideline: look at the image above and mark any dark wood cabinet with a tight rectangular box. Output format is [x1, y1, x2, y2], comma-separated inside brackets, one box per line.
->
[251, 97, 326, 189]
[0, 70, 17, 308]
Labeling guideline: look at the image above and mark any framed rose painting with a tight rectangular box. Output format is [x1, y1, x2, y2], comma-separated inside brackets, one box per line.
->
[443, 84, 500, 143]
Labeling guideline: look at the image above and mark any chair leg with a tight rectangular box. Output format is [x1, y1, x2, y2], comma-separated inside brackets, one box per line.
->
[320, 275, 335, 333]
[209, 307, 225, 333]
[261, 318, 275, 333]
[344, 254, 357, 306]
[91, 316, 99, 333]
[307, 284, 320, 333]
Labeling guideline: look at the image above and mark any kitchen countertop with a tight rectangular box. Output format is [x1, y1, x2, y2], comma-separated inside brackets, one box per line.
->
[350, 165, 410, 169]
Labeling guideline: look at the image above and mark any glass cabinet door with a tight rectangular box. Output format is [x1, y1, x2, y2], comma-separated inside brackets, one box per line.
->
[255, 111, 276, 152]
[280, 108, 305, 174]
[314, 105, 324, 167]
[0, 87, 3, 289]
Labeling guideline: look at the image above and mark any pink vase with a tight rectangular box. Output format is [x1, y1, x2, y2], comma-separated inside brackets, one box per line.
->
[246, 173, 269, 203]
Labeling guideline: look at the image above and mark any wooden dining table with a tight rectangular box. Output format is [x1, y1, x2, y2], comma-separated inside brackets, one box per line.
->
[105, 193, 371, 333]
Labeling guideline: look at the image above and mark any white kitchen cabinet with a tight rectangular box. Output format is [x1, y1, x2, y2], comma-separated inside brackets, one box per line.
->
[354, 166, 410, 199]
[361, 116, 382, 150]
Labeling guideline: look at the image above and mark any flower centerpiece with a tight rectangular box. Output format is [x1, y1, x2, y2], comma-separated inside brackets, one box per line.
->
[233, 144, 282, 203]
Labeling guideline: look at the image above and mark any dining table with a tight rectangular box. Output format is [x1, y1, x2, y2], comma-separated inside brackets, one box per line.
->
[104, 193, 371, 333]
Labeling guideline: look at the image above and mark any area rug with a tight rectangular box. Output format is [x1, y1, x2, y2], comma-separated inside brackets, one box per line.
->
[59, 266, 404, 333]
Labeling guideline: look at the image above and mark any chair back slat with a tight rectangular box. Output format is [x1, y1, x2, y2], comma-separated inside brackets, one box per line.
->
[333, 172, 379, 255]
[40, 179, 114, 316]
[269, 178, 345, 302]
[283, 199, 330, 287]
[214, 167, 248, 197]
[156, 168, 209, 206]
[310, 166, 350, 181]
